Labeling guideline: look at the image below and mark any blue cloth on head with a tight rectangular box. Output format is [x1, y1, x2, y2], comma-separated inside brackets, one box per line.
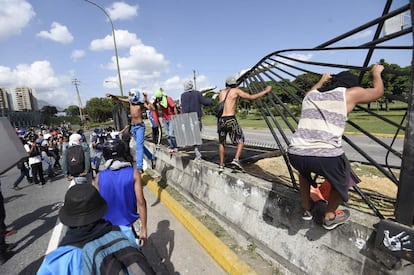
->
[128, 89, 145, 104]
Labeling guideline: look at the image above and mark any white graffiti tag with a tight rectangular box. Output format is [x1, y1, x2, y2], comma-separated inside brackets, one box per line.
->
[383, 230, 412, 252]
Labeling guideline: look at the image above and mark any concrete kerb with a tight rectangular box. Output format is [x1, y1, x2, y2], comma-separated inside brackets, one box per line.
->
[142, 173, 256, 275]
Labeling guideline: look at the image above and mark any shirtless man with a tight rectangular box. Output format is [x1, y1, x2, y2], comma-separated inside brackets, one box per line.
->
[106, 89, 148, 173]
[217, 76, 272, 172]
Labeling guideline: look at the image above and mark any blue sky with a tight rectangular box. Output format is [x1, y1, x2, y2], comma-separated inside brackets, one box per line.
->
[0, 0, 411, 109]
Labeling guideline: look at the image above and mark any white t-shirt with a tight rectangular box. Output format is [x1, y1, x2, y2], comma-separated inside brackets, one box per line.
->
[24, 142, 42, 165]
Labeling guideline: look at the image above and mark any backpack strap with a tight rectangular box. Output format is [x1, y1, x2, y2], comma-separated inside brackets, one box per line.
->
[223, 88, 231, 103]
[82, 229, 155, 275]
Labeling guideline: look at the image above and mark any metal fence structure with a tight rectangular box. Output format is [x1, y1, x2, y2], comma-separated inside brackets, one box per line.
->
[236, 0, 413, 225]
[0, 111, 43, 128]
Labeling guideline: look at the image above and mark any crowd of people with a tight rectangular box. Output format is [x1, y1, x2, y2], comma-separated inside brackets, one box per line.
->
[11, 125, 118, 190]
[3, 122, 154, 272]
[1, 67, 385, 271]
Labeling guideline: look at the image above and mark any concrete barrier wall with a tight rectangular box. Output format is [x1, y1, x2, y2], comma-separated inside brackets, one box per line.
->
[149, 142, 411, 274]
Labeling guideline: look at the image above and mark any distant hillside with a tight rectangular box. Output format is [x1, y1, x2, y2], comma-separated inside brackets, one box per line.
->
[37, 99, 65, 111]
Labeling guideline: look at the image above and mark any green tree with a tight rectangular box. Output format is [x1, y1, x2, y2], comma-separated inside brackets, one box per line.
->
[292, 73, 321, 97]
[41, 105, 58, 116]
[84, 97, 114, 122]
[357, 60, 409, 110]
[40, 105, 58, 125]
[65, 105, 80, 117]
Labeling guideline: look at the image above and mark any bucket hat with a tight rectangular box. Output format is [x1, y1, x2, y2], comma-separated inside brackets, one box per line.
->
[59, 184, 108, 227]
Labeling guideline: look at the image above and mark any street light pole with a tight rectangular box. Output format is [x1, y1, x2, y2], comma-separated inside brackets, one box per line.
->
[193, 69, 197, 90]
[104, 80, 118, 88]
[84, 0, 124, 96]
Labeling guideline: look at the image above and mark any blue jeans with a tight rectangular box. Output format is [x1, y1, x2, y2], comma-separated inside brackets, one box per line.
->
[13, 168, 26, 188]
[164, 119, 177, 149]
[42, 152, 54, 176]
[131, 123, 145, 170]
[94, 150, 103, 172]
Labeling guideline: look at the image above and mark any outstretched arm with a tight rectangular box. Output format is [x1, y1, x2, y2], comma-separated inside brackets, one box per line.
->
[106, 93, 129, 103]
[237, 85, 272, 100]
[198, 92, 214, 106]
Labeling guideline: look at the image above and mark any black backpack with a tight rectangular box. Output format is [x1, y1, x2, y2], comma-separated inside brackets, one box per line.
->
[82, 227, 155, 275]
[67, 145, 85, 176]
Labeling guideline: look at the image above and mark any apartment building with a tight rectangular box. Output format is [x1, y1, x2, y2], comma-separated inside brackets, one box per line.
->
[12, 87, 39, 111]
[0, 88, 11, 113]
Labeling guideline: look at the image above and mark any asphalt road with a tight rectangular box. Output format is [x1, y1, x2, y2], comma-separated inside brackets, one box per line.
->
[201, 125, 403, 168]
[0, 165, 225, 274]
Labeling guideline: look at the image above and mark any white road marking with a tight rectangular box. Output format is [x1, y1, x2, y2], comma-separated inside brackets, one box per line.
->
[45, 221, 63, 254]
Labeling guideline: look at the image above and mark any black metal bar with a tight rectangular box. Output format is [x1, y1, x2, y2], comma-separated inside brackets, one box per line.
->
[352, 185, 385, 219]
[358, 0, 393, 82]
[354, 105, 407, 131]
[245, 77, 299, 188]
[395, 0, 414, 226]
[346, 120, 403, 159]
[316, 2, 409, 48]
[342, 135, 399, 185]
[232, 1, 412, 221]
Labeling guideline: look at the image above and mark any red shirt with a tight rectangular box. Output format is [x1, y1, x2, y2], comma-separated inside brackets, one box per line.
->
[158, 96, 176, 121]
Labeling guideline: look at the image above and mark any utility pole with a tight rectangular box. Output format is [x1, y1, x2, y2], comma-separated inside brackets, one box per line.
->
[72, 79, 84, 122]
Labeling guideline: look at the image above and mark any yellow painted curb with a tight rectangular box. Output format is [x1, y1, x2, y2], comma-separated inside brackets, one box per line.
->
[142, 174, 256, 275]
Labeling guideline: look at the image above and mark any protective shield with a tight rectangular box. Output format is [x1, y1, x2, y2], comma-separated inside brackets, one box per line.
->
[172, 112, 202, 147]
[0, 118, 28, 174]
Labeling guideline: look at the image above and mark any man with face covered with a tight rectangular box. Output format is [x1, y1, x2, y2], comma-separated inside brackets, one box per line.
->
[180, 79, 214, 160]
[106, 89, 148, 173]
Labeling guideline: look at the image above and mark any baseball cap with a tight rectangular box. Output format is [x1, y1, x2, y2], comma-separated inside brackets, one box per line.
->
[225, 76, 237, 86]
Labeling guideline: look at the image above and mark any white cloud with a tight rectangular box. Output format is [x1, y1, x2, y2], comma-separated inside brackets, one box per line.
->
[37, 22, 74, 44]
[163, 76, 181, 91]
[112, 43, 169, 86]
[71, 50, 86, 61]
[0, 61, 77, 107]
[106, 2, 138, 21]
[0, 0, 35, 40]
[123, 44, 169, 71]
[0, 66, 14, 85]
[89, 29, 140, 51]
[344, 29, 373, 42]
[90, 29, 169, 87]
[275, 53, 313, 68]
[286, 53, 313, 62]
